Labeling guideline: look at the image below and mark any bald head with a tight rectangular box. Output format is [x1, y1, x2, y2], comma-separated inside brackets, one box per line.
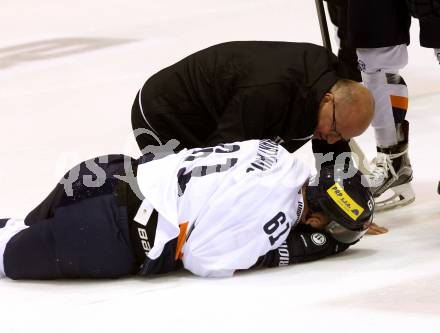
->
[330, 79, 375, 138]
[314, 79, 374, 144]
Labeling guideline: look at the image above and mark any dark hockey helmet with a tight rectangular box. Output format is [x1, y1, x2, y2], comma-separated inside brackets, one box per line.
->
[305, 163, 374, 244]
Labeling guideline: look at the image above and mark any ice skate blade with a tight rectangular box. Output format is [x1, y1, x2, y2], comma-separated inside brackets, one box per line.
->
[375, 183, 415, 212]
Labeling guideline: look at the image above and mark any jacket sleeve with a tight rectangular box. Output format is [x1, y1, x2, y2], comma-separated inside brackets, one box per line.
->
[254, 224, 355, 268]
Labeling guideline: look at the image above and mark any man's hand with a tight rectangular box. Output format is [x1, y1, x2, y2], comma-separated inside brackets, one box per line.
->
[366, 222, 388, 235]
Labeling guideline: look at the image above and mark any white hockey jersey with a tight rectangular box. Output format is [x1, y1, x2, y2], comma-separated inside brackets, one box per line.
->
[136, 140, 310, 277]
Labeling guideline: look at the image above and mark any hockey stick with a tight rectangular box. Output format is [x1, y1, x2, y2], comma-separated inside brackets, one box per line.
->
[315, 0, 332, 51]
[314, 0, 371, 175]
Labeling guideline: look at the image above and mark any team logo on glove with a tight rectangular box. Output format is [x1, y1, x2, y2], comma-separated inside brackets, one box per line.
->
[311, 233, 327, 246]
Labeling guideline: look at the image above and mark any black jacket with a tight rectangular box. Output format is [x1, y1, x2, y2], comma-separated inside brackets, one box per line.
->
[138, 41, 340, 152]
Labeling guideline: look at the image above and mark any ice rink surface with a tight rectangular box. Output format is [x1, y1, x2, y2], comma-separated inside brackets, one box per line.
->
[1, 1, 439, 332]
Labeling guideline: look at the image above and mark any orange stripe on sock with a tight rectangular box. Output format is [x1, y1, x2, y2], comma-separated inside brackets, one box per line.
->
[175, 221, 189, 260]
[390, 95, 408, 110]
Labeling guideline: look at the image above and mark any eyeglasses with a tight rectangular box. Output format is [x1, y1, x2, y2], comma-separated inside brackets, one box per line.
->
[330, 95, 348, 142]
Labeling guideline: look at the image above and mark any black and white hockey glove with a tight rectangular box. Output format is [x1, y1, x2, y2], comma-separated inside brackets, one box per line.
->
[256, 224, 356, 268]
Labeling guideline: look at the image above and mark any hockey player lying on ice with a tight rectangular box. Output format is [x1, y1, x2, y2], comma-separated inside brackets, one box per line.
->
[0, 139, 374, 279]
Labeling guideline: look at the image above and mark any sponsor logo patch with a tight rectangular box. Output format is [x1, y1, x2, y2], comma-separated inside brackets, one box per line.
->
[327, 183, 364, 221]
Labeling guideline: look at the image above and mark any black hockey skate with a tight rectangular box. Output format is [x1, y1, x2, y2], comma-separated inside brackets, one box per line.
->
[366, 120, 415, 211]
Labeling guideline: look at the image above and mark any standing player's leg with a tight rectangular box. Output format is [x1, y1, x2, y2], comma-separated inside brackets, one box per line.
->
[0, 155, 139, 279]
[357, 45, 415, 210]
[345, 0, 414, 211]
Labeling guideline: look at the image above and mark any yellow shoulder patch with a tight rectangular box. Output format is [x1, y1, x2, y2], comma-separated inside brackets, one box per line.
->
[326, 183, 364, 221]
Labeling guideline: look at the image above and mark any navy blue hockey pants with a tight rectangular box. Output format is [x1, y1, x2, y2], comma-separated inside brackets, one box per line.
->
[3, 155, 139, 279]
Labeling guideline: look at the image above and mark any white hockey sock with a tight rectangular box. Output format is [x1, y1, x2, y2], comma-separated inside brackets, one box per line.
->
[361, 71, 399, 147]
[357, 45, 409, 148]
[0, 219, 28, 278]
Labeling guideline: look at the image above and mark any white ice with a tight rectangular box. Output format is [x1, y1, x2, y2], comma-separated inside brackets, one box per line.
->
[1, 1, 439, 332]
